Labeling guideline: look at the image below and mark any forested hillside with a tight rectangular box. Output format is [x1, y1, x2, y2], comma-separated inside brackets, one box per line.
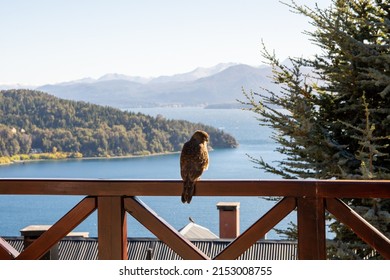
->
[0, 90, 238, 159]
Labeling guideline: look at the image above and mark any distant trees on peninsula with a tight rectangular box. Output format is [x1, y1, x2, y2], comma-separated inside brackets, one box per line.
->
[0, 89, 237, 161]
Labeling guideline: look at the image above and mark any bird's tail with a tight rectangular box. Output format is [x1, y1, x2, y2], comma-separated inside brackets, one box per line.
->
[181, 179, 196, 204]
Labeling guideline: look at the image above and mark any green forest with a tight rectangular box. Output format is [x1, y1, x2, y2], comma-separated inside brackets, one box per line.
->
[0, 89, 238, 163]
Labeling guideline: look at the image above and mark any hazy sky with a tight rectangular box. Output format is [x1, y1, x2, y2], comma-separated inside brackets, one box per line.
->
[0, 0, 332, 85]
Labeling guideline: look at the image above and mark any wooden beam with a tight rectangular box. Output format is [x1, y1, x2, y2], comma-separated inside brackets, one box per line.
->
[0, 237, 19, 260]
[326, 198, 390, 260]
[297, 197, 326, 260]
[214, 197, 296, 260]
[124, 197, 209, 260]
[98, 196, 128, 260]
[316, 181, 390, 198]
[1, 179, 390, 198]
[16, 196, 96, 260]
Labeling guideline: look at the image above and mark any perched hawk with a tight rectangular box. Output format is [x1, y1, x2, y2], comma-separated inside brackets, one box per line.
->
[180, 130, 209, 204]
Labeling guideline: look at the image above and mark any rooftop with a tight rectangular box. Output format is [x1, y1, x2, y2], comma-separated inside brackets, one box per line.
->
[179, 222, 219, 240]
[4, 236, 297, 260]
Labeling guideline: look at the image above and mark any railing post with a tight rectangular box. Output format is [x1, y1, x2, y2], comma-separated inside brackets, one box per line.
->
[98, 196, 128, 260]
[297, 197, 326, 259]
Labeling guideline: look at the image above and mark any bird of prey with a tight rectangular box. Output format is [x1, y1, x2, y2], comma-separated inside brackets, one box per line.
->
[180, 130, 209, 204]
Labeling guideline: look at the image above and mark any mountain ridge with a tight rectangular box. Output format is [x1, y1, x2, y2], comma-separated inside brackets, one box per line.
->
[35, 63, 275, 108]
[0, 63, 277, 108]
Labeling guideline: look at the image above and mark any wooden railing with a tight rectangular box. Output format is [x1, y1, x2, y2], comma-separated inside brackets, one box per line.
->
[0, 179, 390, 260]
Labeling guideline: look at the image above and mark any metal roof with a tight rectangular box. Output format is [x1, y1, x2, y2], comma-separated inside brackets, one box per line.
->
[3, 237, 297, 260]
[179, 222, 219, 240]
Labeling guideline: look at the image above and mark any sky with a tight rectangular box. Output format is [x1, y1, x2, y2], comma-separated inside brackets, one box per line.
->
[0, 0, 332, 86]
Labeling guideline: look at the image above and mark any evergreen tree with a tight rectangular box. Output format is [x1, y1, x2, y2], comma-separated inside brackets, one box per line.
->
[242, 0, 390, 259]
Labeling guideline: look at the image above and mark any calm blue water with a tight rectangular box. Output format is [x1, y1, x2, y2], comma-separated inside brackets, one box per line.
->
[0, 108, 297, 239]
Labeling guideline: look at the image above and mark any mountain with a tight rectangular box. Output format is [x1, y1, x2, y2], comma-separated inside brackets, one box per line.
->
[149, 63, 238, 84]
[36, 63, 277, 108]
[97, 73, 152, 84]
[148, 64, 276, 106]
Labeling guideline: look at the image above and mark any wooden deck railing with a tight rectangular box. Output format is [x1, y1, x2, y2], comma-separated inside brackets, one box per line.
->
[0, 179, 390, 260]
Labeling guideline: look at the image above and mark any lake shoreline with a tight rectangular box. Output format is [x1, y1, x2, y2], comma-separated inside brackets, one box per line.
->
[0, 151, 181, 167]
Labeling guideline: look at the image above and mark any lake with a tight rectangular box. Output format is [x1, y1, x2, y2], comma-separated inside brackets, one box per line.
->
[0, 107, 297, 239]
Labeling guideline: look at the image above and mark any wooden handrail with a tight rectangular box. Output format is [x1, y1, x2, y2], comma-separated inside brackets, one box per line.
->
[0, 179, 390, 260]
[1, 179, 390, 197]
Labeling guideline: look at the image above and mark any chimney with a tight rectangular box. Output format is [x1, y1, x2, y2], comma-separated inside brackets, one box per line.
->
[216, 202, 240, 239]
[20, 225, 59, 260]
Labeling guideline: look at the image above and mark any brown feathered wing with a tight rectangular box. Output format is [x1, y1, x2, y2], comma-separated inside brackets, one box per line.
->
[180, 140, 209, 203]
